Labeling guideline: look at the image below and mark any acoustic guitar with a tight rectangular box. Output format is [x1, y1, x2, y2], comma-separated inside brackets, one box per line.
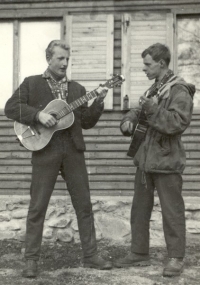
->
[14, 74, 125, 151]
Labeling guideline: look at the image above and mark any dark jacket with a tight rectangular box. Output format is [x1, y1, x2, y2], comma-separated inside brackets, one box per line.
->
[120, 76, 195, 174]
[4, 75, 104, 151]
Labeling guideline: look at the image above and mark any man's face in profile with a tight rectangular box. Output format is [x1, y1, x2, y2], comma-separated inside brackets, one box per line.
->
[142, 54, 161, 81]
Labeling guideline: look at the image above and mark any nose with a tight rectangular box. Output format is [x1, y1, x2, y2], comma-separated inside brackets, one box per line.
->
[142, 65, 147, 72]
[63, 58, 68, 66]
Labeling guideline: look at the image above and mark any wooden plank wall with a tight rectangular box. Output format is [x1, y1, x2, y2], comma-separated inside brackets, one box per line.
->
[1, 109, 200, 196]
[0, 6, 200, 196]
[1, 1, 200, 12]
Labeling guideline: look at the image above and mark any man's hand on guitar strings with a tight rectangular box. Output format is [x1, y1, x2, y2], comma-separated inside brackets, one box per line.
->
[139, 95, 157, 110]
[96, 86, 109, 103]
[38, 111, 58, 128]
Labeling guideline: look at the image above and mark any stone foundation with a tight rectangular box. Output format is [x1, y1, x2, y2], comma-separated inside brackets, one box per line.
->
[0, 195, 200, 247]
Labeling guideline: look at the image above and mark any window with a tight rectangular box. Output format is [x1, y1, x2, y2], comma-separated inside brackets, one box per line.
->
[0, 22, 13, 109]
[0, 14, 114, 110]
[19, 21, 61, 82]
[177, 15, 200, 107]
[0, 19, 61, 110]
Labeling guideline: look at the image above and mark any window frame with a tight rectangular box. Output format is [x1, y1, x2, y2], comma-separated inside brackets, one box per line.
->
[121, 11, 175, 110]
[0, 9, 114, 110]
[121, 8, 200, 110]
[0, 13, 65, 111]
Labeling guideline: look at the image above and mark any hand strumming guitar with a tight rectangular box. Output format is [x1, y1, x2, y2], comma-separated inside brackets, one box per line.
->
[139, 95, 158, 110]
[37, 86, 109, 128]
[38, 111, 57, 128]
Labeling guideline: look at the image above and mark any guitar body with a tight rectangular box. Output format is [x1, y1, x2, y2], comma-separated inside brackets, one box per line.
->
[14, 99, 74, 151]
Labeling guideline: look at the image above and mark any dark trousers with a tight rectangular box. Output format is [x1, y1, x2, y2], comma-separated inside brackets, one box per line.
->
[25, 132, 97, 261]
[131, 168, 185, 258]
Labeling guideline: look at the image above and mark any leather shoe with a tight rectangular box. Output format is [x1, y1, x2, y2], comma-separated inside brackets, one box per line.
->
[83, 255, 112, 270]
[163, 258, 184, 277]
[22, 260, 38, 278]
[114, 252, 150, 268]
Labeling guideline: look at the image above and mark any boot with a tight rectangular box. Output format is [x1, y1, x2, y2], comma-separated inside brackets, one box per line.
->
[163, 258, 184, 277]
[83, 255, 112, 270]
[22, 260, 38, 278]
[114, 252, 150, 268]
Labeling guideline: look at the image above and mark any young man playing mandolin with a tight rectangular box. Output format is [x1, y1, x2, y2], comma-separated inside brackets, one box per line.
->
[4, 40, 112, 278]
[116, 43, 195, 277]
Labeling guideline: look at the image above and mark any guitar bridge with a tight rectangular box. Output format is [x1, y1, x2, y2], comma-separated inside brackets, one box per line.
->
[19, 126, 37, 140]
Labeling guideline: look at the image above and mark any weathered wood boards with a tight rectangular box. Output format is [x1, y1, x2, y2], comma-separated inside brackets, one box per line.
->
[1, 110, 200, 194]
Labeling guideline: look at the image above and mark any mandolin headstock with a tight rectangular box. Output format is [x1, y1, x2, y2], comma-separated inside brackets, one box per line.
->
[102, 74, 125, 89]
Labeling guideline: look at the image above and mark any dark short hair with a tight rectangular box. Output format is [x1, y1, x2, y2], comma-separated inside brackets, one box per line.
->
[141, 43, 171, 66]
[46, 40, 70, 60]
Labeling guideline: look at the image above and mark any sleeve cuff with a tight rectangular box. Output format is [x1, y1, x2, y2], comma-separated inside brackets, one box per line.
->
[34, 111, 41, 122]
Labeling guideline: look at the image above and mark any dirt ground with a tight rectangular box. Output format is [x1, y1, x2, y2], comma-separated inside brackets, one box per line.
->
[0, 240, 200, 285]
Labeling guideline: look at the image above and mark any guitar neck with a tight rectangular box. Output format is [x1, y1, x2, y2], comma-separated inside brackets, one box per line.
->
[56, 89, 99, 120]
[55, 74, 124, 120]
[69, 89, 98, 111]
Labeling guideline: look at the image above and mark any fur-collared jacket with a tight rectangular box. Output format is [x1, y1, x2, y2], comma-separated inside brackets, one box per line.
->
[120, 76, 195, 174]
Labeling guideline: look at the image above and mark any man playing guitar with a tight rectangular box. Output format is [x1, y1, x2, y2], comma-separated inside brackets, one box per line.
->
[115, 43, 195, 277]
[5, 40, 113, 278]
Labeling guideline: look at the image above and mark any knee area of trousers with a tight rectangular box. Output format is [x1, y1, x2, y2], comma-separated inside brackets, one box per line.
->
[28, 205, 47, 218]
[76, 201, 93, 215]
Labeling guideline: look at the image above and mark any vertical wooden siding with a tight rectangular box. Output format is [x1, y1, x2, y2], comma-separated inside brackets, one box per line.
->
[0, 110, 200, 195]
[65, 14, 114, 109]
[121, 11, 174, 108]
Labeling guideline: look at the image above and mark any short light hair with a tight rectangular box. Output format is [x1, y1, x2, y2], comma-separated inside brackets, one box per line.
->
[141, 43, 171, 66]
[46, 40, 70, 61]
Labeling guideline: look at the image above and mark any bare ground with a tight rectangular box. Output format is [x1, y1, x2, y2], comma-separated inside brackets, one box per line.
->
[0, 240, 200, 285]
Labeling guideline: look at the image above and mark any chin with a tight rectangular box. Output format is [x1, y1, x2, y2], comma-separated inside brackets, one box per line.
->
[148, 76, 155, 80]
[57, 72, 65, 77]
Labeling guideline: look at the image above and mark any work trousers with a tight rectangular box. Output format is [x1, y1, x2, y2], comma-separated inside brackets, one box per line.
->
[25, 131, 97, 261]
[131, 168, 185, 258]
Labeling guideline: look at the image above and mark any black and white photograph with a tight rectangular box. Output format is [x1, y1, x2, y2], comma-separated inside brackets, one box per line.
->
[0, 1, 200, 284]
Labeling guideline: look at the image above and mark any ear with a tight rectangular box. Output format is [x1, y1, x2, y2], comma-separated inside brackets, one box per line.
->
[47, 58, 51, 65]
[159, 59, 165, 67]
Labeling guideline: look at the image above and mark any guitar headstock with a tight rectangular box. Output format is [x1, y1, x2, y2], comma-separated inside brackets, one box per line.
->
[103, 74, 125, 89]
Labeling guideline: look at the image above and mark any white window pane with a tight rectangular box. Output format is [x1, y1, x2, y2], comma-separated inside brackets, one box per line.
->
[0, 23, 13, 109]
[177, 16, 200, 107]
[19, 21, 61, 82]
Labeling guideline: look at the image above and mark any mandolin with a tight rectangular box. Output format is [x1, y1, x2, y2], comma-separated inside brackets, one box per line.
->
[127, 70, 175, 157]
[14, 75, 125, 151]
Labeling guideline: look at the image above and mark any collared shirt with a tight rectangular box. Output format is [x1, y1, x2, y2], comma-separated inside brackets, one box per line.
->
[42, 69, 69, 101]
